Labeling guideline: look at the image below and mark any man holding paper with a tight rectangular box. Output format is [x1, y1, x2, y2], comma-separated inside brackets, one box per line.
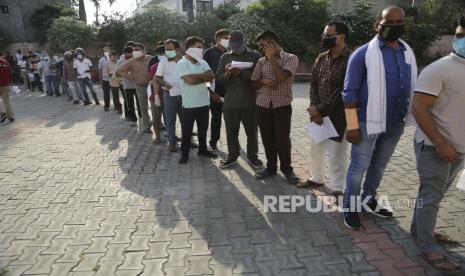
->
[216, 30, 263, 169]
[342, 6, 417, 230]
[299, 21, 351, 196]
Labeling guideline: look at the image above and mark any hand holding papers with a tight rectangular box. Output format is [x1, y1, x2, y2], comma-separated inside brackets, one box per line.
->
[231, 61, 254, 69]
[306, 117, 339, 144]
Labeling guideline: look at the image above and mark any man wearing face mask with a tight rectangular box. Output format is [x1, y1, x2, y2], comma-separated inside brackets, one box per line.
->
[116, 43, 153, 134]
[73, 48, 100, 106]
[298, 22, 351, 196]
[63, 51, 83, 104]
[342, 6, 417, 230]
[156, 39, 183, 152]
[175, 36, 217, 164]
[98, 46, 112, 111]
[117, 44, 141, 123]
[203, 29, 230, 152]
[408, 17, 465, 273]
[216, 30, 262, 169]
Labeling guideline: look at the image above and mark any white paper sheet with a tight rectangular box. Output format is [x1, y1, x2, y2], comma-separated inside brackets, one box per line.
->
[231, 61, 254, 69]
[146, 84, 151, 99]
[457, 169, 465, 191]
[306, 117, 339, 144]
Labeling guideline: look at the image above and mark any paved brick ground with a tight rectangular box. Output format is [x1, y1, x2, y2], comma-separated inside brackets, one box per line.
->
[0, 84, 464, 276]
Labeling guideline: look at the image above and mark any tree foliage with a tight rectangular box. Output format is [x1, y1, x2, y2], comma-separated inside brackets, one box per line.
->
[214, 3, 241, 21]
[97, 13, 127, 52]
[332, 0, 375, 46]
[47, 17, 96, 53]
[250, 0, 330, 60]
[189, 14, 226, 47]
[31, 3, 76, 45]
[226, 11, 270, 47]
[125, 5, 189, 44]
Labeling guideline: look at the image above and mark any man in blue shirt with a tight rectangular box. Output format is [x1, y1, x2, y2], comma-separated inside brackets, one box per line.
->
[176, 36, 217, 164]
[342, 6, 416, 230]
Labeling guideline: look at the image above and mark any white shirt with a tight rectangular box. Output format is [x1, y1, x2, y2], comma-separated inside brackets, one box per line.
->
[73, 58, 92, 79]
[155, 59, 182, 97]
[98, 56, 110, 81]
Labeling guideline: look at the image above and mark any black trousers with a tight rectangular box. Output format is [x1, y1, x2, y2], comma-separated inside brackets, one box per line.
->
[181, 105, 209, 157]
[102, 81, 111, 108]
[110, 86, 122, 111]
[257, 105, 293, 173]
[125, 88, 141, 121]
[209, 101, 223, 147]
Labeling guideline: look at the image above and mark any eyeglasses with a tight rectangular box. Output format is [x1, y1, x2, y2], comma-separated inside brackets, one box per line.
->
[455, 33, 465, 39]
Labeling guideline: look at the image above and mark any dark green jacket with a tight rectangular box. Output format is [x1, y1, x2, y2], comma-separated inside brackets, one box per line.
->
[216, 48, 261, 109]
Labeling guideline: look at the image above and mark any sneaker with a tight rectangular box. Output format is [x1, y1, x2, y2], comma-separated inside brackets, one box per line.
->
[179, 155, 188, 164]
[73, 100, 79, 105]
[248, 158, 264, 169]
[364, 197, 393, 218]
[153, 138, 161, 145]
[198, 150, 218, 159]
[104, 107, 110, 112]
[343, 212, 361, 230]
[255, 168, 277, 180]
[168, 144, 178, 153]
[0, 113, 6, 123]
[219, 158, 237, 169]
[283, 171, 300, 185]
[142, 128, 153, 134]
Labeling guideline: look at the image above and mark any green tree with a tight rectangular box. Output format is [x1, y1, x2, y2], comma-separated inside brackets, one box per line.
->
[189, 14, 226, 47]
[97, 13, 127, 52]
[226, 11, 271, 47]
[91, 0, 116, 26]
[250, 0, 330, 61]
[47, 17, 96, 53]
[31, 3, 76, 44]
[214, 3, 241, 21]
[125, 5, 189, 44]
[332, 0, 375, 46]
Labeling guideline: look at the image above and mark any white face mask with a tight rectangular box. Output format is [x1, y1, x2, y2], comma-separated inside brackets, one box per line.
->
[132, 51, 143, 59]
[220, 39, 229, 49]
[104, 51, 110, 58]
[77, 55, 83, 59]
[186, 48, 204, 62]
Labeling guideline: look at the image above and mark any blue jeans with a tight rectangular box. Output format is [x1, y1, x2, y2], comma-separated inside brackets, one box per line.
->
[45, 76, 59, 95]
[164, 92, 182, 145]
[78, 78, 99, 103]
[343, 122, 405, 209]
[411, 141, 464, 253]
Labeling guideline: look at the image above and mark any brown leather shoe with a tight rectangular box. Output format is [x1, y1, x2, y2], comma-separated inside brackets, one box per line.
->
[168, 144, 178, 152]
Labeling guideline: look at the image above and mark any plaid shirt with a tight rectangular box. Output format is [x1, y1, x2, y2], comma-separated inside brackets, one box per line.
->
[63, 59, 77, 81]
[310, 47, 351, 141]
[251, 50, 299, 108]
[119, 55, 153, 86]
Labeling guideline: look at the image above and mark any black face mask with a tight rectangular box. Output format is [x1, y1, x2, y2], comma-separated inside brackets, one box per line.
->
[378, 24, 405, 41]
[321, 37, 337, 49]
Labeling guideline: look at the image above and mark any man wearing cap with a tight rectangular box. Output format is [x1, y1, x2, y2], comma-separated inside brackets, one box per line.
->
[216, 30, 263, 169]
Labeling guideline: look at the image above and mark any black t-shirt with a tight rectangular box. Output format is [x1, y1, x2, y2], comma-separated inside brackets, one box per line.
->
[148, 56, 159, 71]
[203, 46, 226, 97]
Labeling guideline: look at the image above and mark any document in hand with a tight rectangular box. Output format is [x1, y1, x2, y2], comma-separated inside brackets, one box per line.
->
[231, 61, 254, 69]
[306, 117, 339, 144]
[457, 169, 465, 191]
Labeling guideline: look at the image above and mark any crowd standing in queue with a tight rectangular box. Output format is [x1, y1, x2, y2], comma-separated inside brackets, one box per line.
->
[1, 5, 464, 273]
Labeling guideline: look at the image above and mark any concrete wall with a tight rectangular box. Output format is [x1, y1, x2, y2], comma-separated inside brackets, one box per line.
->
[0, 0, 71, 43]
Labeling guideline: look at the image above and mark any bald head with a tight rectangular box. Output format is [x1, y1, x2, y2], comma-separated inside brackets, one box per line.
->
[377, 6, 405, 26]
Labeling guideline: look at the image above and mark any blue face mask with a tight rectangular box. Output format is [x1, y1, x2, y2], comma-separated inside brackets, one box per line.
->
[165, 50, 177, 59]
[453, 37, 465, 57]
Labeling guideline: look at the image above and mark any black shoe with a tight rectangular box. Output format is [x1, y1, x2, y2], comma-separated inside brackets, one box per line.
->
[198, 150, 218, 159]
[364, 197, 393, 218]
[255, 168, 277, 179]
[161, 126, 166, 131]
[219, 157, 237, 169]
[8, 118, 14, 122]
[95, 101, 101, 105]
[0, 113, 6, 123]
[179, 156, 188, 164]
[343, 212, 361, 230]
[104, 107, 109, 112]
[209, 143, 217, 151]
[248, 158, 264, 169]
[55, 93, 60, 97]
[283, 171, 300, 185]
[83, 101, 91, 106]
